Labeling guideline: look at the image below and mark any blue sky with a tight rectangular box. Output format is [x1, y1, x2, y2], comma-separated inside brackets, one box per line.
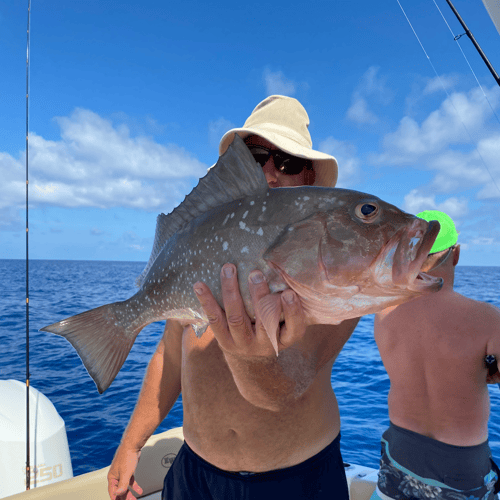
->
[1, 0, 499, 266]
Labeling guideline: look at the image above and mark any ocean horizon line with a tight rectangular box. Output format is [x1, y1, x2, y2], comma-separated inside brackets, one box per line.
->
[1, 258, 498, 268]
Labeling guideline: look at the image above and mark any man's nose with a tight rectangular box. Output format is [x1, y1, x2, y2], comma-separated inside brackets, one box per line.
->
[262, 160, 278, 183]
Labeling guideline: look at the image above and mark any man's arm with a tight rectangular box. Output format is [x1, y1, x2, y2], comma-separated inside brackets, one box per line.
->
[194, 264, 359, 411]
[107, 320, 183, 500]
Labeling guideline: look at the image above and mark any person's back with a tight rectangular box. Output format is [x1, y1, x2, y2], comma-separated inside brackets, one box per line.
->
[372, 210, 500, 500]
[375, 286, 497, 446]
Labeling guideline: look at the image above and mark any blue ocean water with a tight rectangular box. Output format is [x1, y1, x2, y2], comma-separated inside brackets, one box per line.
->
[0, 259, 499, 476]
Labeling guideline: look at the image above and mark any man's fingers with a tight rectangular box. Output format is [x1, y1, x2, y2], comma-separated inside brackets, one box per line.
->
[132, 482, 143, 495]
[130, 477, 143, 496]
[193, 281, 232, 347]
[107, 477, 119, 500]
[116, 475, 132, 499]
[219, 264, 254, 342]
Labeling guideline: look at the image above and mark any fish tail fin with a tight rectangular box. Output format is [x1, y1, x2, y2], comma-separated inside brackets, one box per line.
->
[40, 302, 143, 393]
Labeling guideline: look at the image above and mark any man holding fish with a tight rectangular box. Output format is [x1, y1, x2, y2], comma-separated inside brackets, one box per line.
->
[105, 95, 359, 499]
[39, 96, 440, 499]
[371, 211, 500, 500]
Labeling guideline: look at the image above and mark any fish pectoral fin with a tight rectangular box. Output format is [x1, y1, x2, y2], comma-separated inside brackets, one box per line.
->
[40, 302, 142, 393]
[191, 321, 210, 338]
[256, 294, 283, 356]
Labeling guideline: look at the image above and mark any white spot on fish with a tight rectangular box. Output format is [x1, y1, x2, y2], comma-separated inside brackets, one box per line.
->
[242, 210, 248, 219]
[257, 227, 264, 236]
[239, 221, 246, 230]
[241, 246, 249, 254]
[223, 214, 230, 225]
[223, 241, 229, 251]
[262, 206, 266, 212]
[303, 196, 310, 201]
[250, 201, 255, 206]
[231, 213, 235, 218]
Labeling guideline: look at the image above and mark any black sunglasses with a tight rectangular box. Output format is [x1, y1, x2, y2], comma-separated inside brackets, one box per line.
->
[247, 145, 312, 176]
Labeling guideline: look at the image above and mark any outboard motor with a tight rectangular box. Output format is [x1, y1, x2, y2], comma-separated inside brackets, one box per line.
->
[0, 379, 73, 498]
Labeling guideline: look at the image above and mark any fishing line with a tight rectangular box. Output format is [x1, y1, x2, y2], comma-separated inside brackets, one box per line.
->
[395, 0, 500, 196]
[25, 0, 31, 491]
[432, 0, 500, 128]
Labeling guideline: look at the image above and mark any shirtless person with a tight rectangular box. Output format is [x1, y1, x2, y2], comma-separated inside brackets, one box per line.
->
[371, 210, 500, 500]
[107, 95, 359, 500]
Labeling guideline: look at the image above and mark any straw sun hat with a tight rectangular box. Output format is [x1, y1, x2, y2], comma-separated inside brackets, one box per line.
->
[219, 95, 338, 187]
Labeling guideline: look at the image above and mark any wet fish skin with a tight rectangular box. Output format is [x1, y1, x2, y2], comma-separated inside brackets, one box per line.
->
[41, 135, 442, 393]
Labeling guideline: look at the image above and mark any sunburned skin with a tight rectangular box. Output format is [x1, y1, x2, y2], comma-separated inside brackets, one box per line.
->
[375, 246, 500, 446]
[179, 313, 354, 471]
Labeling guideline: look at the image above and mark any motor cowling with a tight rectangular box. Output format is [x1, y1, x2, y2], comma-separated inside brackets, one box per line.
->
[0, 379, 73, 498]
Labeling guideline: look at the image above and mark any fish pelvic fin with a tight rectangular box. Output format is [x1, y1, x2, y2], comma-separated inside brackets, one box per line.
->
[256, 293, 283, 356]
[40, 303, 142, 393]
[136, 134, 268, 288]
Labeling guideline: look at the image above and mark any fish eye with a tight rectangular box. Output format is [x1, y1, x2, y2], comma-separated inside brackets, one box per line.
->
[355, 202, 379, 220]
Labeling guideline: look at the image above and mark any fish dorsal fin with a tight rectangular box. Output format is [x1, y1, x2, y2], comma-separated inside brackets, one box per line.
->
[136, 134, 268, 287]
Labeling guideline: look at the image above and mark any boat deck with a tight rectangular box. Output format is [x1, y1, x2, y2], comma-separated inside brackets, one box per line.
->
[4, 427, 378, 500]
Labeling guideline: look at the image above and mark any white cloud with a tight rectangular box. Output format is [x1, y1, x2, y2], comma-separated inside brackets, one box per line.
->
[263, 68, 296, 96]
[375, 85, 500, 199]
[359, 67, 392, 103]
[423, 74, 459, 94]
[318, 137, 360, 187]
[403, 189, 468, 219]
[346, 96, 378, 124]
[0, 206, 23, 231]
[346, 66, 393, 125]
[0, 108, 208, 212]
[208, 117, 236, 148]
[470, 237, 494, 245]
[379, 86, 500, 161]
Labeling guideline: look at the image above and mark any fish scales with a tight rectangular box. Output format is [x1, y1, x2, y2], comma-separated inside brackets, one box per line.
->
[137, 188, 349, 324]
[41, 135, 442, 393]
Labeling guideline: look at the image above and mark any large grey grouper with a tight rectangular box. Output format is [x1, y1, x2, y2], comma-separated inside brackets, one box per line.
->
[41, 135, 442, 393]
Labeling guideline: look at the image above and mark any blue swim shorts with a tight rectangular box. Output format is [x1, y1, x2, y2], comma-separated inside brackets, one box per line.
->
[370, 422, 500, 500]
[162, 433, 349, 500]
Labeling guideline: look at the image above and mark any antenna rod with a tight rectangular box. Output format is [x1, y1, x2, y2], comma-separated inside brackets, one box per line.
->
[25, 0, 31, 491]
[445, 0, 500, 87]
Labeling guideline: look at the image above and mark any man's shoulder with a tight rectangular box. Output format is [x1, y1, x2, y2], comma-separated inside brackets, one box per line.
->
[478, 300, 500, 322]
[454, 293, 500, 316]
[451, 295, 500, 339]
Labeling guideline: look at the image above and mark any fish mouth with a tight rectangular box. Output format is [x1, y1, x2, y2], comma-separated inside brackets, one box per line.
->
[391, 219, 443, 291]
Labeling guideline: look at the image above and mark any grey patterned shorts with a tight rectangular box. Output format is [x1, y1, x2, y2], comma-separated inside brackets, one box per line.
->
[370, 422, 500, 500]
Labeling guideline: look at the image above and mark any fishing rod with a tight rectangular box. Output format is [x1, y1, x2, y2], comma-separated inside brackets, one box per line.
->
[445, 0, 500, 87]
[445, 2, 500, 386]
[25, 0, 31, 490]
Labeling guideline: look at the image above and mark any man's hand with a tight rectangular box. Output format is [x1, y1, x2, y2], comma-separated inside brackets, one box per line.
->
[107, 445, 143, 500]
[193, 263, 307, 358]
